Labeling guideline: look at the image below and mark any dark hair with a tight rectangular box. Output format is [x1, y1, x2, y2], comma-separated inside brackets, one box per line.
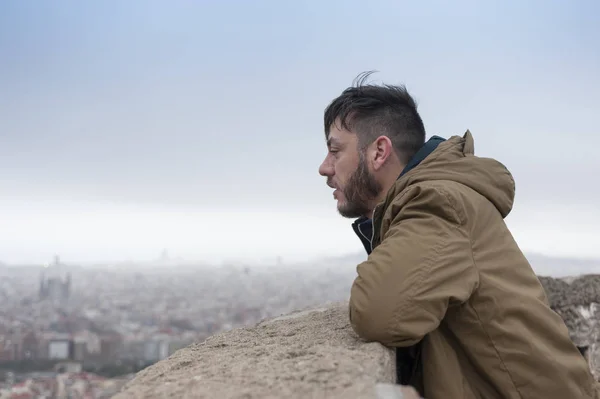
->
[323, 71, 426, 164]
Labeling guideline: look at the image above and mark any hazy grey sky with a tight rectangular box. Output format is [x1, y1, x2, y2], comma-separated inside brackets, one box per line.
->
[1, 0, 599, 265]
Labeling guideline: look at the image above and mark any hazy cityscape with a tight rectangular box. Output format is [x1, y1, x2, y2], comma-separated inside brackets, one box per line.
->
[0, 252, 366, 398]
[3, 249, 600, 398]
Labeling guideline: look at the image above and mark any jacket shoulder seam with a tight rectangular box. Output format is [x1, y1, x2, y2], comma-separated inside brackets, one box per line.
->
[389, 182, 464, 226]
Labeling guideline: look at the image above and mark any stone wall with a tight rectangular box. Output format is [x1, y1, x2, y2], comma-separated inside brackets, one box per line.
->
[113, 302, 421, 399]
[539, 274, 600, 379]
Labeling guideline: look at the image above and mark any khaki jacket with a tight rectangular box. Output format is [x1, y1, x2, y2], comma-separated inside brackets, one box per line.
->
[349, 131, 598, 398]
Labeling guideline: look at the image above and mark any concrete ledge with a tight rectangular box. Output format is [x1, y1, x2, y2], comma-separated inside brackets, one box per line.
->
[113, 302, 405, 399]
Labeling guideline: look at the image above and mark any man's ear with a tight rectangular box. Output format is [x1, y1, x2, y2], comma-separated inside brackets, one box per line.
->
[370, 136, 394, 171]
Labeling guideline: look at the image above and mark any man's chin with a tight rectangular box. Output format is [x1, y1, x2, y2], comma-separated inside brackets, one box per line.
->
[337, 202, 364, 219]
[336, 202, 350, 218]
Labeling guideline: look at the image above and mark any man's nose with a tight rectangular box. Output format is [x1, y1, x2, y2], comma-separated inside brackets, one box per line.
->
[319, 158, 333, 177]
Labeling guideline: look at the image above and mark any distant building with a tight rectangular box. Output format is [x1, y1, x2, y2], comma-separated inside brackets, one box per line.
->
[143, 339, 170, 362]
[19, 331, 40, 361]
[39, 255, 71, 306]
[0, 338, 15, 361]
[47, 333, 74, 360]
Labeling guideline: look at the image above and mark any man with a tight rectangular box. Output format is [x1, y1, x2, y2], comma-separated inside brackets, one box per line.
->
[318, 72, 599, 398]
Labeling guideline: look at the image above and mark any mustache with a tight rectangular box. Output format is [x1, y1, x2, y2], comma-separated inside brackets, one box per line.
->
[326, 179, 336, 189]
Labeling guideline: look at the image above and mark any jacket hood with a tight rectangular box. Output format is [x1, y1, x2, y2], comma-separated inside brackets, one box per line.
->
[383, 130, 515, 218]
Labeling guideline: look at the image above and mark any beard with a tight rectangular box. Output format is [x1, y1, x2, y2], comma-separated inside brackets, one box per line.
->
[337, 152, 383, 219]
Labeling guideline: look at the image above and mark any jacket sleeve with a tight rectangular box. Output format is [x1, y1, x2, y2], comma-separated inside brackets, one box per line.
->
[349, 184, 479, 347]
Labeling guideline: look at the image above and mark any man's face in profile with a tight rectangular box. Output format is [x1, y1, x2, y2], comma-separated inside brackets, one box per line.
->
[318, 123, 382, 219]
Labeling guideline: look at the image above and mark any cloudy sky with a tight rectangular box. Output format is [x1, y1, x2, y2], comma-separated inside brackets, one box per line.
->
[1, 0, 599, 267]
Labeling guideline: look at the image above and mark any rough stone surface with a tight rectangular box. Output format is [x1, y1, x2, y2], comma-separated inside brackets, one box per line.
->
[114, 302, 404, 399]
[539, 274, 600, 309]
[540, 274, 600, 379]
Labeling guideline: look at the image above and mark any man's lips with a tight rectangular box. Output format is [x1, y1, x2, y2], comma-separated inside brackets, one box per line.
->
[327, 181, 339, 199]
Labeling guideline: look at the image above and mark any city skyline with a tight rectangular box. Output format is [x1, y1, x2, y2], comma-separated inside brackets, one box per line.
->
[3, 249, 600, 280]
